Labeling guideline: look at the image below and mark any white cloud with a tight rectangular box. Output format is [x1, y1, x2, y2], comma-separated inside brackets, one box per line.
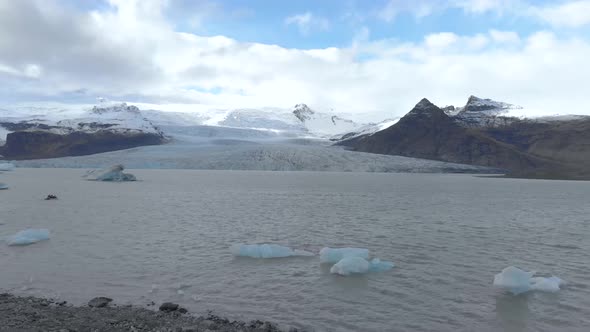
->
[285, 12, 330, 35]
[1, 1, 590, 119]
[489, 30, 521, 44]
[532, 0, 590, 28]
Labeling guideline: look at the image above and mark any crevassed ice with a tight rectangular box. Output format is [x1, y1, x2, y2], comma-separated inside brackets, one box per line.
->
[230, 244, 314, 258]
[319, 247, 370, 263]
[7, 229, 50, 246]
[330, 257, 395, 276]
[493, 266, 565, 294]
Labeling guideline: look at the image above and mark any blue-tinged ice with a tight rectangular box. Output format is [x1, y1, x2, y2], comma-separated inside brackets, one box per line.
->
[0, 183, 8, 190]
[7, 229, 50, 246]
[368, 258, 395, 272]
[330, 257, 394, 276]
[330, 256, 369, 275]
[319, 247, 370, 264]
[0, 162, 15, 171]
[84, 164, 136, 182]
[230, 244, 314, 258]
[531, 276, 565, 292]
[493, 266, 565, 294]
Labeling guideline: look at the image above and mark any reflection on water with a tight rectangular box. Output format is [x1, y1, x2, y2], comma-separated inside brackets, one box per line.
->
[496, 293, 530, 332]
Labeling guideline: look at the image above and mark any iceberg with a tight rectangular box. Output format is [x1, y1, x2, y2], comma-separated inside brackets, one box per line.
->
[493, 266, 565, 294]
[84, 164, 137, 182]
[7, 229, 50, 246]
[319, 247, 370, 264]
[330, 257, 395, 276]
[531, 276, 565, 292]
[0, 162, 15, 171]
[368, 258, 395, 272]
[230, 244, 314, 259]
[330, 256, 370, 276]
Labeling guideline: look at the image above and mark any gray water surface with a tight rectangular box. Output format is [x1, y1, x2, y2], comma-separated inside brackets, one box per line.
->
[1, 169, 589, 331]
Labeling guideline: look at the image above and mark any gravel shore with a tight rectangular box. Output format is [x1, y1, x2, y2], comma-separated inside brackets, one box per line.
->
[0, 294, 293, 332]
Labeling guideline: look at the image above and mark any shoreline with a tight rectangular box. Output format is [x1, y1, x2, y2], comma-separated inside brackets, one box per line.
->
[0, 293, 293, 332]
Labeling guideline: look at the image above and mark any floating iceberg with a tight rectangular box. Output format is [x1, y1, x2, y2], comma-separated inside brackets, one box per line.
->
[368, 258, 395, 272]
[84, 164, 136, 182]
[230, 244, 314, 258]
[531, 276, 565, 292]
[493, 266, 565, 294]
[330, 257, 394, 276]
[319, 247, 370, 264]
[7, 229, 50, 246]
[0, 162, 15, 171]
[0, 183, 8, 190]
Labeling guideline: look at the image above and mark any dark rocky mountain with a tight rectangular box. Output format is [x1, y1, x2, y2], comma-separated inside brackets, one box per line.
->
[339, 98, 589, 179]
[0, 103, 166, 160]
[0, 130, 164, 160]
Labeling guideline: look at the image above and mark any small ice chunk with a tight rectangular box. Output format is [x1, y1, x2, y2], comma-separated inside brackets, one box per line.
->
[330, 257, 394, 276]
[7, 229, 50, 246]
[319, 247, 370, 264]
[0, 162, 15, 171]
[84, 164, 136, 182]
[368, 258, 395, 272]
[0, 183, 8, 190]
[531, 276, 565, 292]
[330, 256, 370, 275]
[230, 244, 314, 258]
[493, 266, 564, 294]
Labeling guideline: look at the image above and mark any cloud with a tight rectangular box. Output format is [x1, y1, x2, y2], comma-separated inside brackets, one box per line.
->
[285, 12, 330, 35]
[0, 0, 590, 120]
[532, 0, 590, 28]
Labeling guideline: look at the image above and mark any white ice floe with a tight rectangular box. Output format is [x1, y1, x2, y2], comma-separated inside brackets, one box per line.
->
[329, 257, 395, 276]
[493, 266, 565, 295]
[319, 247, 370, 264]
[0, 162, 15, 171]
[7, 229, 50, 246]
[84, 164, 137, 182]
[230, 244, 314, 259]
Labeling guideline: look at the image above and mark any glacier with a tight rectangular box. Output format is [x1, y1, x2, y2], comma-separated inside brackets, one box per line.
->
[493, 266, 565, 294]
[0, 162, 15, 171]
[329, 257, 394, 276]
[7, 229, 51, 246]
[230, 244, 314, 259]
[84, 165, 137, 182]
[319, 247, 370, 264]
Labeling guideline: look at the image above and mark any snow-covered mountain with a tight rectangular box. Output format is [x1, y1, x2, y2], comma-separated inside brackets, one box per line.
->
[448, 96, 526, 128]
[0, 102, 162, 140]
[333, 118, 399, 141]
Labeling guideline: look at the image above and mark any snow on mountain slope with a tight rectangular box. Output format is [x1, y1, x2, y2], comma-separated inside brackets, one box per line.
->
[452, 96, 526, 127]
[0, 102, 163, 136]
[292, 104, 362, 136]
[334, 118, 399, 141]
[218, 108, 304, 132]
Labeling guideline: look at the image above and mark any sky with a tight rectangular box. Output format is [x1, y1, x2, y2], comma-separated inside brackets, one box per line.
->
[1, 0, 590, 119]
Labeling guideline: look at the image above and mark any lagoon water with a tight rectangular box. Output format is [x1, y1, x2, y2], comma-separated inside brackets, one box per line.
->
[1, 169, 589, 331]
